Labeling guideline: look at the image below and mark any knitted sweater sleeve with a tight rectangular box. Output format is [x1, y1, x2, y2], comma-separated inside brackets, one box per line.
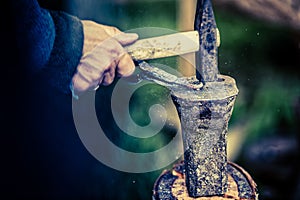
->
[12, 0, 84, 94]
[45, 10, 84, 94]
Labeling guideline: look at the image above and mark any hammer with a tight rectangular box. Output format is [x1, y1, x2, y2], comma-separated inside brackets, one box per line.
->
[125, 0, 220, 86]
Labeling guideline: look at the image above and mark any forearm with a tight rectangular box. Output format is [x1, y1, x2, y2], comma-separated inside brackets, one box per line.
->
[12, 0, 138, 96]
[12, 0, 56, 72]
[11, 0, 84, 94]
[44, 10, 84, 94]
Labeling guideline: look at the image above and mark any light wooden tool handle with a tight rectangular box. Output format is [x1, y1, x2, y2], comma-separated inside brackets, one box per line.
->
[125, 31, 199, 60]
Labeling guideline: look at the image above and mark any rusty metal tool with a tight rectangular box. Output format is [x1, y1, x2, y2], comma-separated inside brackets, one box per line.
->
[194, 0, 220, 83]
[129, 61, 203, 91]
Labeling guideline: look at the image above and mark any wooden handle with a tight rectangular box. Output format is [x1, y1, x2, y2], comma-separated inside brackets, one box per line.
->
[125, 31, 199, 60]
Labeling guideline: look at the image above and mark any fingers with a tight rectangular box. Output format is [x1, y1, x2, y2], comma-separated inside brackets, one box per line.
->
[72, 22, 138, 97]
[117, 53, 135, 77]
[72, 73, 90, 93]
[81, 20, 111, 56]
[98, 23, 139, 45]
[72, 37, 135, 95]
[98, 24, 123, 36]
[114, 33, 139, 46]
[102, 61, 116, 86]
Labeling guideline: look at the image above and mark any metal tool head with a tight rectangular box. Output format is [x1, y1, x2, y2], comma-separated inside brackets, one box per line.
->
[136, 61, 203, 91]
[123, 60, 203, 90]
[194, 0, 219, 83]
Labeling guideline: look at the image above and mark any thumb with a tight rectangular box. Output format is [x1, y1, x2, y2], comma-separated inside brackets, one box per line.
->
[114, 33, 139, 46]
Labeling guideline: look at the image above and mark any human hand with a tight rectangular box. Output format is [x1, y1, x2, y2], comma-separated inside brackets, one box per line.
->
[71, 20, 138, 98]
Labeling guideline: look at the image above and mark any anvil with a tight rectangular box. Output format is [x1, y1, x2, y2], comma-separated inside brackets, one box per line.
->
[134, 0, 258, 199]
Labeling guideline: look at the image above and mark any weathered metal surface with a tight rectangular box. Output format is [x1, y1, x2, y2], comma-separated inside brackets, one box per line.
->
[153, 161, 258, 200]
[194, 0, 219, 82]
[227, 162, 258, 199]
[136, 61, 203, 90]
[152, 170, 178, 200]
[171, 75, 238, 197]
[133, 61, 240, 197]
[136, 62, 239, 197]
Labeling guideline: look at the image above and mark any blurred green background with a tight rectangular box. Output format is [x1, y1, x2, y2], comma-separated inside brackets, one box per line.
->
[42, 0, 300, 199]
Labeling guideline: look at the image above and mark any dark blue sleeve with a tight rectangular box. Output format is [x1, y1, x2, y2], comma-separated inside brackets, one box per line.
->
[44, 10, 84, 94]
[12, 0, 84, 94]
[12, 0, 56, 72]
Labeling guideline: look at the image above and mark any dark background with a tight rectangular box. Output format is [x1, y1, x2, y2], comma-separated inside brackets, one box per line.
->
[3, 0, 300, 199]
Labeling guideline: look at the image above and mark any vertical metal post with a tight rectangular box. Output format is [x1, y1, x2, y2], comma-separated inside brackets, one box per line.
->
[153, 1, 258, 199]
[174, 0, 236, 197]
[194, 0, 219, 83]
[172, 75, 238, 197]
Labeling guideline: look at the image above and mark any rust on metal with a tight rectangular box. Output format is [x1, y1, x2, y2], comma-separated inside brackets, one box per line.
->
[153, 161, 258, 200]
[194, 0, 219, 83]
